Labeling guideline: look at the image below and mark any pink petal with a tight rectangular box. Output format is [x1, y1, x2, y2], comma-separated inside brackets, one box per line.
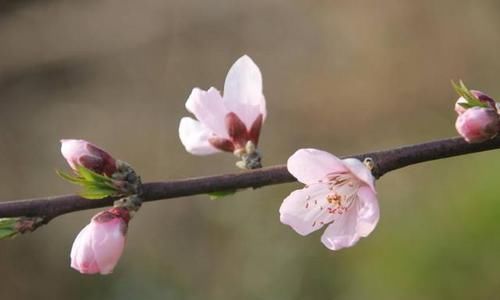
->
[179, 117, 220, 155]
[185, 87, 228, 138]
[342, 158, 376, 193]
[70, 223, 100, 274]
[355, 186, 380, 237]
[91, 219, 126, 275]
[320, 208, 360, 251]
[223, 55, 266, 128]
[279, 184, 335, 236]
[287, 149, 347, 185]
[70, 223, 90, 262]
[61, 139, 89, 170]
[455, 107, 499, 143]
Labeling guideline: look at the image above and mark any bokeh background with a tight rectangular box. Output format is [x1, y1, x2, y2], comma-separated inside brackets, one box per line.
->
[1, 0, 500, 299]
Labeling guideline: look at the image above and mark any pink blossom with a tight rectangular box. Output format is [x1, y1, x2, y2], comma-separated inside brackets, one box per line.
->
[70, 208, 129, 275]
[279, 149, 379, 251]
[179, 55, 266, 155]
[61, 139, 117, 176]
[455, 107, 500, 143]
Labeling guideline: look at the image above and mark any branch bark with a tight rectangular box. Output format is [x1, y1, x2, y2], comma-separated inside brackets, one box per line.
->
[1, 136, 499, 221]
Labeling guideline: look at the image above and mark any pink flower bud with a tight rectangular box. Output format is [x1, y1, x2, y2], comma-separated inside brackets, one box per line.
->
[61, 139, 117, 176]
[70, 208, 129, 275]
[455, 107, 500, 143]
[455, 90, 496, 115]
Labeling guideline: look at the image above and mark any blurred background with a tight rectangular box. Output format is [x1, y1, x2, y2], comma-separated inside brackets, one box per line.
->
[1, 0, 500, 299]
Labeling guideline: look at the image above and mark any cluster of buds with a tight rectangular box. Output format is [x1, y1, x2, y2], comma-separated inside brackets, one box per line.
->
[60, 139, 143, 274]
[453, 81, 500, 143]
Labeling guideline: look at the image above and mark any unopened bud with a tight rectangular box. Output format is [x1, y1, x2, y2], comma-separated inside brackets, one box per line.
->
[70, 207, 129, 275]
[455, 90, 497, 115]
[455, 107, 500, 143]
[61, 139, 117, 176]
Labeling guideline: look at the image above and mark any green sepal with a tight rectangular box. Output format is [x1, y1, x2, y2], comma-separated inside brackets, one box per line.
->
[208, 190, 237, 200]
[0, 218, 18, 240]
[57, 166, 120, 200]
[452, 80, 488, 108]
[0, 229, 17, 239]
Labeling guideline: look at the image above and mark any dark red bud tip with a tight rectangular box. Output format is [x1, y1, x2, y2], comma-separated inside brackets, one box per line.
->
[209, 137, 235, 152]
[249, 114, 263, 146]
[94, 207, 131, 224]
[471, 90, 497, 109]
[86, 144, 117, 176]
[225, 112, 248, 149]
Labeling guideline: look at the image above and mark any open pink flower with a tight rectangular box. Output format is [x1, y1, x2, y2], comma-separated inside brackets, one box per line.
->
[179, 55, 266, 155]
[61, 139, 117, 176]
[279, 149, 379, 250]
[70, 208, 129, 275]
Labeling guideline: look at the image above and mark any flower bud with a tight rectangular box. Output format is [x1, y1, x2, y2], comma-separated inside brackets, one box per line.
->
[455, 90, 496, 115]
[61, 139, 117, 176]
[70, 208, 129, 275]
[455, 107, 500, 143]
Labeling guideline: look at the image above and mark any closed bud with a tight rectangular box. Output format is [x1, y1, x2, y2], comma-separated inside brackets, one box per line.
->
[455, 107, 500, 143]
[61, 139, 117, 176]
[455, 90, 496, 115]
[70, 208, 129, 275]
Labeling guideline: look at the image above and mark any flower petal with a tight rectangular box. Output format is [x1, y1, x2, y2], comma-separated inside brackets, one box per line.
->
[223, 55, 266, 128]
[179, 117, 220, 155]
[279, 184, 335, 236]
[287, 148, 348, 185]
[70, 223, 100, 274]
[185, 87, 228, 138]
[320, 208, 360, 250]
[91, 219, 126, 275]
[342, 158, 376, 192]
[356, 186, 380, 237]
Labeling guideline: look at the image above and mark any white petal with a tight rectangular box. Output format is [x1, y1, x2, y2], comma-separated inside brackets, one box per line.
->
[287, 148, 348, 185]
[320, 208, 360, 250]
[279, 184, 335, 236]
[356, 186, 380, 237]
[185, 87, 228, 138]
[342, 158, 376, 192]
[179, 117, 220, 155]
[223, 55, 265, 127]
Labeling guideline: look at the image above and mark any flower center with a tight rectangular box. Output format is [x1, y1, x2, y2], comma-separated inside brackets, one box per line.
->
[323, 172, 360, 215]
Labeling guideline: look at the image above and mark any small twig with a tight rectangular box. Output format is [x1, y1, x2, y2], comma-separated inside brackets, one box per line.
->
[0, 136, 499, 222]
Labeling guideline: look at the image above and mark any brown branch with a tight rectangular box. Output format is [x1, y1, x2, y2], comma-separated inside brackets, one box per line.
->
[1, 136, 500, 222]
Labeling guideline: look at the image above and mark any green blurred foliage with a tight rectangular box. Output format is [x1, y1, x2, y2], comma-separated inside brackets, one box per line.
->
[1, 0, 500, 299]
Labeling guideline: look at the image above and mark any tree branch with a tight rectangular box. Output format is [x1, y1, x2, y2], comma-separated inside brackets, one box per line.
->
[1, 136, 500, 222]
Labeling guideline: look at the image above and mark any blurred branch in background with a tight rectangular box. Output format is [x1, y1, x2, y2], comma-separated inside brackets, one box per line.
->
[0, 135, 499, 229]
